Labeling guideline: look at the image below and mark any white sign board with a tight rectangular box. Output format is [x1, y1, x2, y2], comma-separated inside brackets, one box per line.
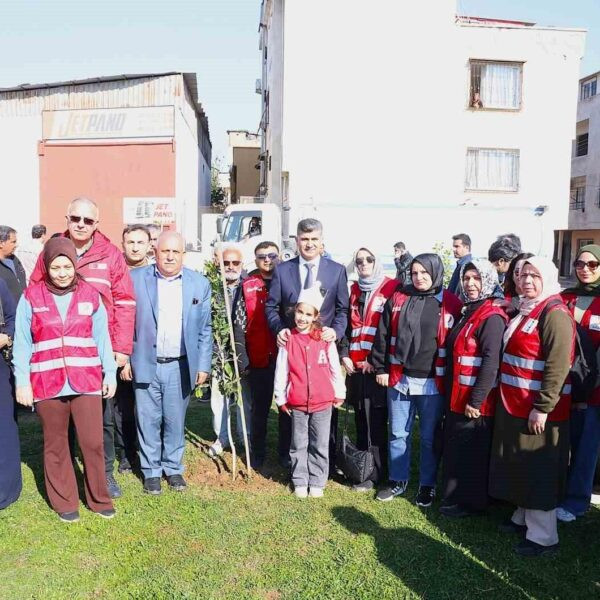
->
[43, 106, 174, 140]
[123, 197, 176, 226]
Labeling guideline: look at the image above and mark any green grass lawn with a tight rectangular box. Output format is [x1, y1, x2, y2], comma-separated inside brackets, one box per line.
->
[2, 400, 599, 599]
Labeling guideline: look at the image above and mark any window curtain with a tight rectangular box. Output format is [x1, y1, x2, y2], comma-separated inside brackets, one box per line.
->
[479, 63, 521, 109]
[465, 149, 519, 191]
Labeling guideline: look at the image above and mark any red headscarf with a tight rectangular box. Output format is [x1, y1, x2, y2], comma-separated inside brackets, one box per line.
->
[42, 237, 81, 296]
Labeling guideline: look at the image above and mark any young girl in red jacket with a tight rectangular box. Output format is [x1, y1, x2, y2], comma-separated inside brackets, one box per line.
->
[274, 283, 346, 498]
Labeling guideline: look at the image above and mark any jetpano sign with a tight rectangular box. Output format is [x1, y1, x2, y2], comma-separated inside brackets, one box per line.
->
[42, 106, 174, 140]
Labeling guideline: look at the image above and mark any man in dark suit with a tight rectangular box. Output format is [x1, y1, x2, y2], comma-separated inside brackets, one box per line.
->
[266, 218, 349, 470]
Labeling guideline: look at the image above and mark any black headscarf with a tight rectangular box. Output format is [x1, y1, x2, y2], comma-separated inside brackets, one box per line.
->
[395, 253, 445, 364]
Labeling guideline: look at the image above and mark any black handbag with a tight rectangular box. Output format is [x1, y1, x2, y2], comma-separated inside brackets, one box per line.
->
[338, 396, 377, 484]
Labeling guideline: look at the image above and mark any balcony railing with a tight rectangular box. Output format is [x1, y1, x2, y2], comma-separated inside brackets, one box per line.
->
[570, 188, 585, 211]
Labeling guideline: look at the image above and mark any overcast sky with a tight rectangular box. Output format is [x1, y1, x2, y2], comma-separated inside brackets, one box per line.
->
[0, 0, 597, 163]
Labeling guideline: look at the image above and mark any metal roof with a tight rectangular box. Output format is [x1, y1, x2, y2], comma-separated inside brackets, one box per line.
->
[0, 71, 209, 136]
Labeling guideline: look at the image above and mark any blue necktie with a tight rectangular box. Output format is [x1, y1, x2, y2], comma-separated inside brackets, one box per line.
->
[304, 263, 315, 289]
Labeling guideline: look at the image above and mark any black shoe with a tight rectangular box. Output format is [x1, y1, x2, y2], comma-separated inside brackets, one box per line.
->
[58, 510, 80, 523]
[439, 504, 480, 518]
[143, 477, 162, 495]
[415, 486, 435, 508]
[96, 508, 116, 519]
[118, 457, 133, 474]
[376, 481, 408, 502]
[515, 539, 559, 557]
[499, 518, 527, 535]
[106, 474, 123, 499]
[166, 474, 187, 491]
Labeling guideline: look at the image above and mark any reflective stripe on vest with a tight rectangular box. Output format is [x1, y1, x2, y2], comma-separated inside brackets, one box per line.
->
[32, 336, 98, 353]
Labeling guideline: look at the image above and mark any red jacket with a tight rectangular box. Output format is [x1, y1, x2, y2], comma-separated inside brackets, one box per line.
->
[285, 329, 337, 413]
[500, 295, 575, 422]
[30, 231, 135, 355]
[349, 277, 397, 366]
[242, 275, 277, 368]
[561, 291, 600, 405]
[388, 289, 462, 391]
[448, 300, 508, 416]
[26, 280, 103, 400]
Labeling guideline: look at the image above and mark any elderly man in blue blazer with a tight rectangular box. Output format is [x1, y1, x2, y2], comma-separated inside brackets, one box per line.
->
[124, 231, 211, 495]
[266, 218, 349, 469]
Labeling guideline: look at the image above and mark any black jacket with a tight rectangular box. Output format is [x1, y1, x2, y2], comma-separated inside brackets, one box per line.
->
[394, 252, 413, 288]
[0, 255, 26, 302]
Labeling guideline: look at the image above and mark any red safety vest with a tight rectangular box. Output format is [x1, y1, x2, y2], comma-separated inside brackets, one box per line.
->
[25, 280, 103, 401]
[561, 291, 600, 406]
[242, 275, 277, 368]
[349, 277, 397, 366]
[285, 329, 336, 413]
[448, 300, 508, 416]
[388, 289, 462, 391]
[500, 295, 575, 422]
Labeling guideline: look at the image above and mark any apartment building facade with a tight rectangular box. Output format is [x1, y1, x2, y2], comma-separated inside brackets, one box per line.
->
[258, 1, 585, 261]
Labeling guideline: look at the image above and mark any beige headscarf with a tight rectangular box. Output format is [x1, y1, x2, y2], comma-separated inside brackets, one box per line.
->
[504, 255, 561, 345]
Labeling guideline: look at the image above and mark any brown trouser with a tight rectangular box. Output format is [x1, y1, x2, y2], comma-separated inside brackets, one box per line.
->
[36, 395, 113, 514]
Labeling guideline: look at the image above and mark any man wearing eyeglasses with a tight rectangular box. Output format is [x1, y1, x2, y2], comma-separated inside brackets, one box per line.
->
[30, 197, 136, 499]
[207, 246, 253, 459]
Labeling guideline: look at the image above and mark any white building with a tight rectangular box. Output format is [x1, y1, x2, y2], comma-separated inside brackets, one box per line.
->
[0, 72, 211, 246]
[563, 71, 600, 275]
[258, 1, 586, 262]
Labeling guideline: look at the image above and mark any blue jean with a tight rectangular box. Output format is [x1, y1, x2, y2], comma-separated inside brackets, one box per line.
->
[134, 360, 191, 479]
[561, 405, 600, 516]
[387, 389, 444, 486]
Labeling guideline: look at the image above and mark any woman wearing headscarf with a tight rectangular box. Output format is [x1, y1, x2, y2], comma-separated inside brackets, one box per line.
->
[490, 256, 575, 556]
[504, 252, 534, 300]
[13, 238, 117, 523]
[370, 254, 462, 506]
[440, 259, 507, 518]
[340, 247, 397, 491]
[0, 278, 21, 510]
[557, 244, 600, 523]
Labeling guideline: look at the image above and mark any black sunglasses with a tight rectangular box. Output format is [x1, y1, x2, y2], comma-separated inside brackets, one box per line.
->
[256, 252, 278, 260]
[355, 256, 375, 266]
[574, 259, 600, 271]
[223, 260, 241, 267]
[68, 215, 96, 226]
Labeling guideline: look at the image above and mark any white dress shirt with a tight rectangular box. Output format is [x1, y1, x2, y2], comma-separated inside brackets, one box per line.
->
[298, 254, 321, 288]
[156, 268, 184, 358]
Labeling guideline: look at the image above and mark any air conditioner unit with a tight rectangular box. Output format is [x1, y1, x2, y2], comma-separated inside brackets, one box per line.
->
[255, 79, 263, 95]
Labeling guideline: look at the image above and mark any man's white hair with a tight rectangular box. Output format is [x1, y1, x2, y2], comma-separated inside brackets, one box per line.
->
[67, 197, 99, 217]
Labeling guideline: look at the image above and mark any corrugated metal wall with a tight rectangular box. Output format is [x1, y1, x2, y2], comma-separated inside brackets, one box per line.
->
[0, 74, 184, 116]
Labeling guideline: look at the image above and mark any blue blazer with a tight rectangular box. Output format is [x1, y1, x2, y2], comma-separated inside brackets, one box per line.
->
[130, 266, 212, 385]
[266, 256, 349, 340]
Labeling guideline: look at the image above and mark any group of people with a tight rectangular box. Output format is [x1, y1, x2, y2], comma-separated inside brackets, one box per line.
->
[0, 205, 598, 559]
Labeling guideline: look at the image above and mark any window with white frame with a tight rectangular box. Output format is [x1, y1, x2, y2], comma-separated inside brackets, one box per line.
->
[469, 60, 523, 110]
[465, 148, 520, 192]
[581, 77, 597, 100]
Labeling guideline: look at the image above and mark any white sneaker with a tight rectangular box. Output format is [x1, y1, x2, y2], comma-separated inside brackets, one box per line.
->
[591, 493, 600, 506]
[207, 440, 227, 458]
[294, 486, 308, 498]
[309, 487, 324, 498]
[556, 507, 576, 523]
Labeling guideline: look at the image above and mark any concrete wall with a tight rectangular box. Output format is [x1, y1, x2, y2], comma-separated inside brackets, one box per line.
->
[231, 147, 260, 200]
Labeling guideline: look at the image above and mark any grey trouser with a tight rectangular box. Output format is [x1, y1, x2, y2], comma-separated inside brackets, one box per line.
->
[512, 507, 559, 546]
[211, 376, 252, 447]
[290, 407, 332, 489]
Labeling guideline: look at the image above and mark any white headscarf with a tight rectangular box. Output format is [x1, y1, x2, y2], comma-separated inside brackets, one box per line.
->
[353, 246, 385, 292]
[504, 255, 561, 344]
